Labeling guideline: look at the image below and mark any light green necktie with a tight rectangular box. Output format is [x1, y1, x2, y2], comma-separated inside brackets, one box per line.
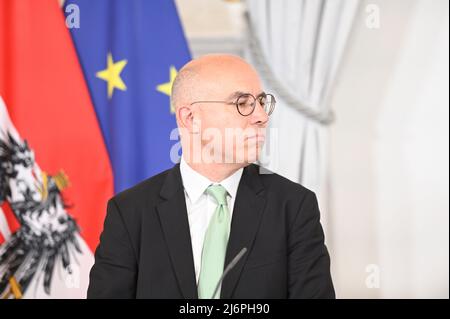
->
[198, 184, 230, 299]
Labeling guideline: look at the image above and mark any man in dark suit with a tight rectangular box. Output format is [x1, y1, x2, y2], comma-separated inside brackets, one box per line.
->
[87, 54, 335, 299]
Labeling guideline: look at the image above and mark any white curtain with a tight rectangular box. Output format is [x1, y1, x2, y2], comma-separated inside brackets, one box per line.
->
[244, 0, 358, 231]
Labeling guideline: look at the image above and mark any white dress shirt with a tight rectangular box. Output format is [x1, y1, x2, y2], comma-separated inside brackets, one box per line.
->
[179, 156, 244, 284]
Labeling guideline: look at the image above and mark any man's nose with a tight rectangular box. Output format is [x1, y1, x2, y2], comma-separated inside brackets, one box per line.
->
[250, 101, 269, 126]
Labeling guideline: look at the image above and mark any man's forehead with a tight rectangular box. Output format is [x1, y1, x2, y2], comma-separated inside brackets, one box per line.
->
[204, 67, 263, 95]
[193, 71, 263, 96]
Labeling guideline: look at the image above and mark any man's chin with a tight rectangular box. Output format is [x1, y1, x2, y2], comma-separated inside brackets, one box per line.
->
[242, 148, 262, 164]
[220, 153, 260, 165]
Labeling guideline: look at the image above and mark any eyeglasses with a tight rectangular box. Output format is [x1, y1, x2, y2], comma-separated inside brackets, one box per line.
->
[190, 92, 276, 116]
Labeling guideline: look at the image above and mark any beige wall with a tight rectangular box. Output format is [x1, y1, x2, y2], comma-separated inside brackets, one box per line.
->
[329, 0, 449, 298]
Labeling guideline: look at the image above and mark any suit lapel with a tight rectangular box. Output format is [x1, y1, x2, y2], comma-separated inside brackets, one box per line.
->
[156, 164, 198, 299]
[221, 164, 266, 299]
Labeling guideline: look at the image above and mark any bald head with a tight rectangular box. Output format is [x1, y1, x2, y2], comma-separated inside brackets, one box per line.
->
[170, 54, 261, 112]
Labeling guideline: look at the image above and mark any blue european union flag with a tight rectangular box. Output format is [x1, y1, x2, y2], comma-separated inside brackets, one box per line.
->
[64, 0, 191, 193]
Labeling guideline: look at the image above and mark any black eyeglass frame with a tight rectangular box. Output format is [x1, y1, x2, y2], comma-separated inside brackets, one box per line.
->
[190, 92, 276, 117]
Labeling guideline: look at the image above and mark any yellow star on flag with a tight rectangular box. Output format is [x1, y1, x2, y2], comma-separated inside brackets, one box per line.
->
[156, 66, 177, 113]
[96, 53, 128, 99]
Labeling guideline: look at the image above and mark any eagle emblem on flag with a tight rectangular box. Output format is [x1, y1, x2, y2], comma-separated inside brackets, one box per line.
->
[0, 105, 82, 299]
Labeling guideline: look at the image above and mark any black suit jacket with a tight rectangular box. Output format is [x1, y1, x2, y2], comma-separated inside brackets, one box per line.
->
[87, 163, 335, 299]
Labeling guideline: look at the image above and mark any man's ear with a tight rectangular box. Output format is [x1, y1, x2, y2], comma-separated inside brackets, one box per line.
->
[177, 105, 199, 134]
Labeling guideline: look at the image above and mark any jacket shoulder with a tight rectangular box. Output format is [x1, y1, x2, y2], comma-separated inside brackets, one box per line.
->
[250, 164, 315, 201]
[111, 165, 175, 208]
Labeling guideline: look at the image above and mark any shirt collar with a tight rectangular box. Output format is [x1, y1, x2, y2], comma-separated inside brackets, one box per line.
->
[179, 156, 244, 204]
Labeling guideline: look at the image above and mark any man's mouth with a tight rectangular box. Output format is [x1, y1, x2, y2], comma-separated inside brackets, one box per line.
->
[245, 134, 265, 143]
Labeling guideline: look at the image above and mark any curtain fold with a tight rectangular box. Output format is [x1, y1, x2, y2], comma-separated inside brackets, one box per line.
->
[245, 0, 358, 231]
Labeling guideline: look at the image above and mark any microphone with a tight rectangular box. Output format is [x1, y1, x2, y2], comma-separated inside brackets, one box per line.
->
[211, 247, 248, 299]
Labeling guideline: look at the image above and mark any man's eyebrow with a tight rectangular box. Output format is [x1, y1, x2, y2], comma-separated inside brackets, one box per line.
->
[226, 91, 247, 100]
[226, 91, 266, 100]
